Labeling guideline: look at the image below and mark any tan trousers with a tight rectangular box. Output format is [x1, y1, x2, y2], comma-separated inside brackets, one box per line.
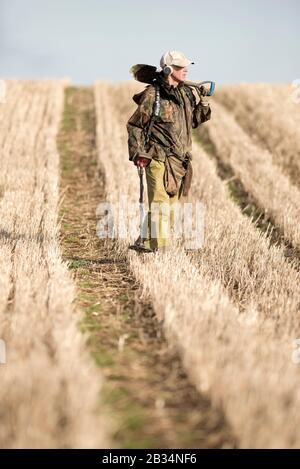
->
[141, 158, 183, 250]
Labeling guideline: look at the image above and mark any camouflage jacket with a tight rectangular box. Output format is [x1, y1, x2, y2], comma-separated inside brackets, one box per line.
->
[126, 75, 211, 162]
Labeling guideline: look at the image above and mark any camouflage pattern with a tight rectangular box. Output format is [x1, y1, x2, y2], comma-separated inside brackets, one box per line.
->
[126, 75, 211, 163]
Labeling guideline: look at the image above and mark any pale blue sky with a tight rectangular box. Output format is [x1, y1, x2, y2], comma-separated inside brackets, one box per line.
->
[0, 0, 299, 85]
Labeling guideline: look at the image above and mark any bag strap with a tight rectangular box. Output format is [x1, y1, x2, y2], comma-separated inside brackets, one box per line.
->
[144, 83, 160, 147]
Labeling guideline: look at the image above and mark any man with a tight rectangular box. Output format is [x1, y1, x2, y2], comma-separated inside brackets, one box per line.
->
[126, 50, 211, 253]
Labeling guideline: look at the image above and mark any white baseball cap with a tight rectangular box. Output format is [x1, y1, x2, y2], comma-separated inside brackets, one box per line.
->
[160, 50, 194, 68]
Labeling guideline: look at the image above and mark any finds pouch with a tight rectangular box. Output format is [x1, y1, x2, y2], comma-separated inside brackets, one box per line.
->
[163, 155, 187, 196]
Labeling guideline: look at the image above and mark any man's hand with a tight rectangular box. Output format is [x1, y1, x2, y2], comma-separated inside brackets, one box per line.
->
[197, 96, 210, 107]
[199, 85, 208, 96]
[197, 85, 210, 106]
[133, 156, 151, 168]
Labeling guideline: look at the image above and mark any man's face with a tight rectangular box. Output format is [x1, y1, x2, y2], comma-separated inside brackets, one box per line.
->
[171, 65, 188, 82]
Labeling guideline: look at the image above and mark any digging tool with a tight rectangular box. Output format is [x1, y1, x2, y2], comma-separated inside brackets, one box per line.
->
[128, 165, 154, 253]
[138, 166, 145, 240]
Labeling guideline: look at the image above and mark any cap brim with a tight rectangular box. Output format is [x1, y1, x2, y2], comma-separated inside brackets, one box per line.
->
[172, 59, 194, 67]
